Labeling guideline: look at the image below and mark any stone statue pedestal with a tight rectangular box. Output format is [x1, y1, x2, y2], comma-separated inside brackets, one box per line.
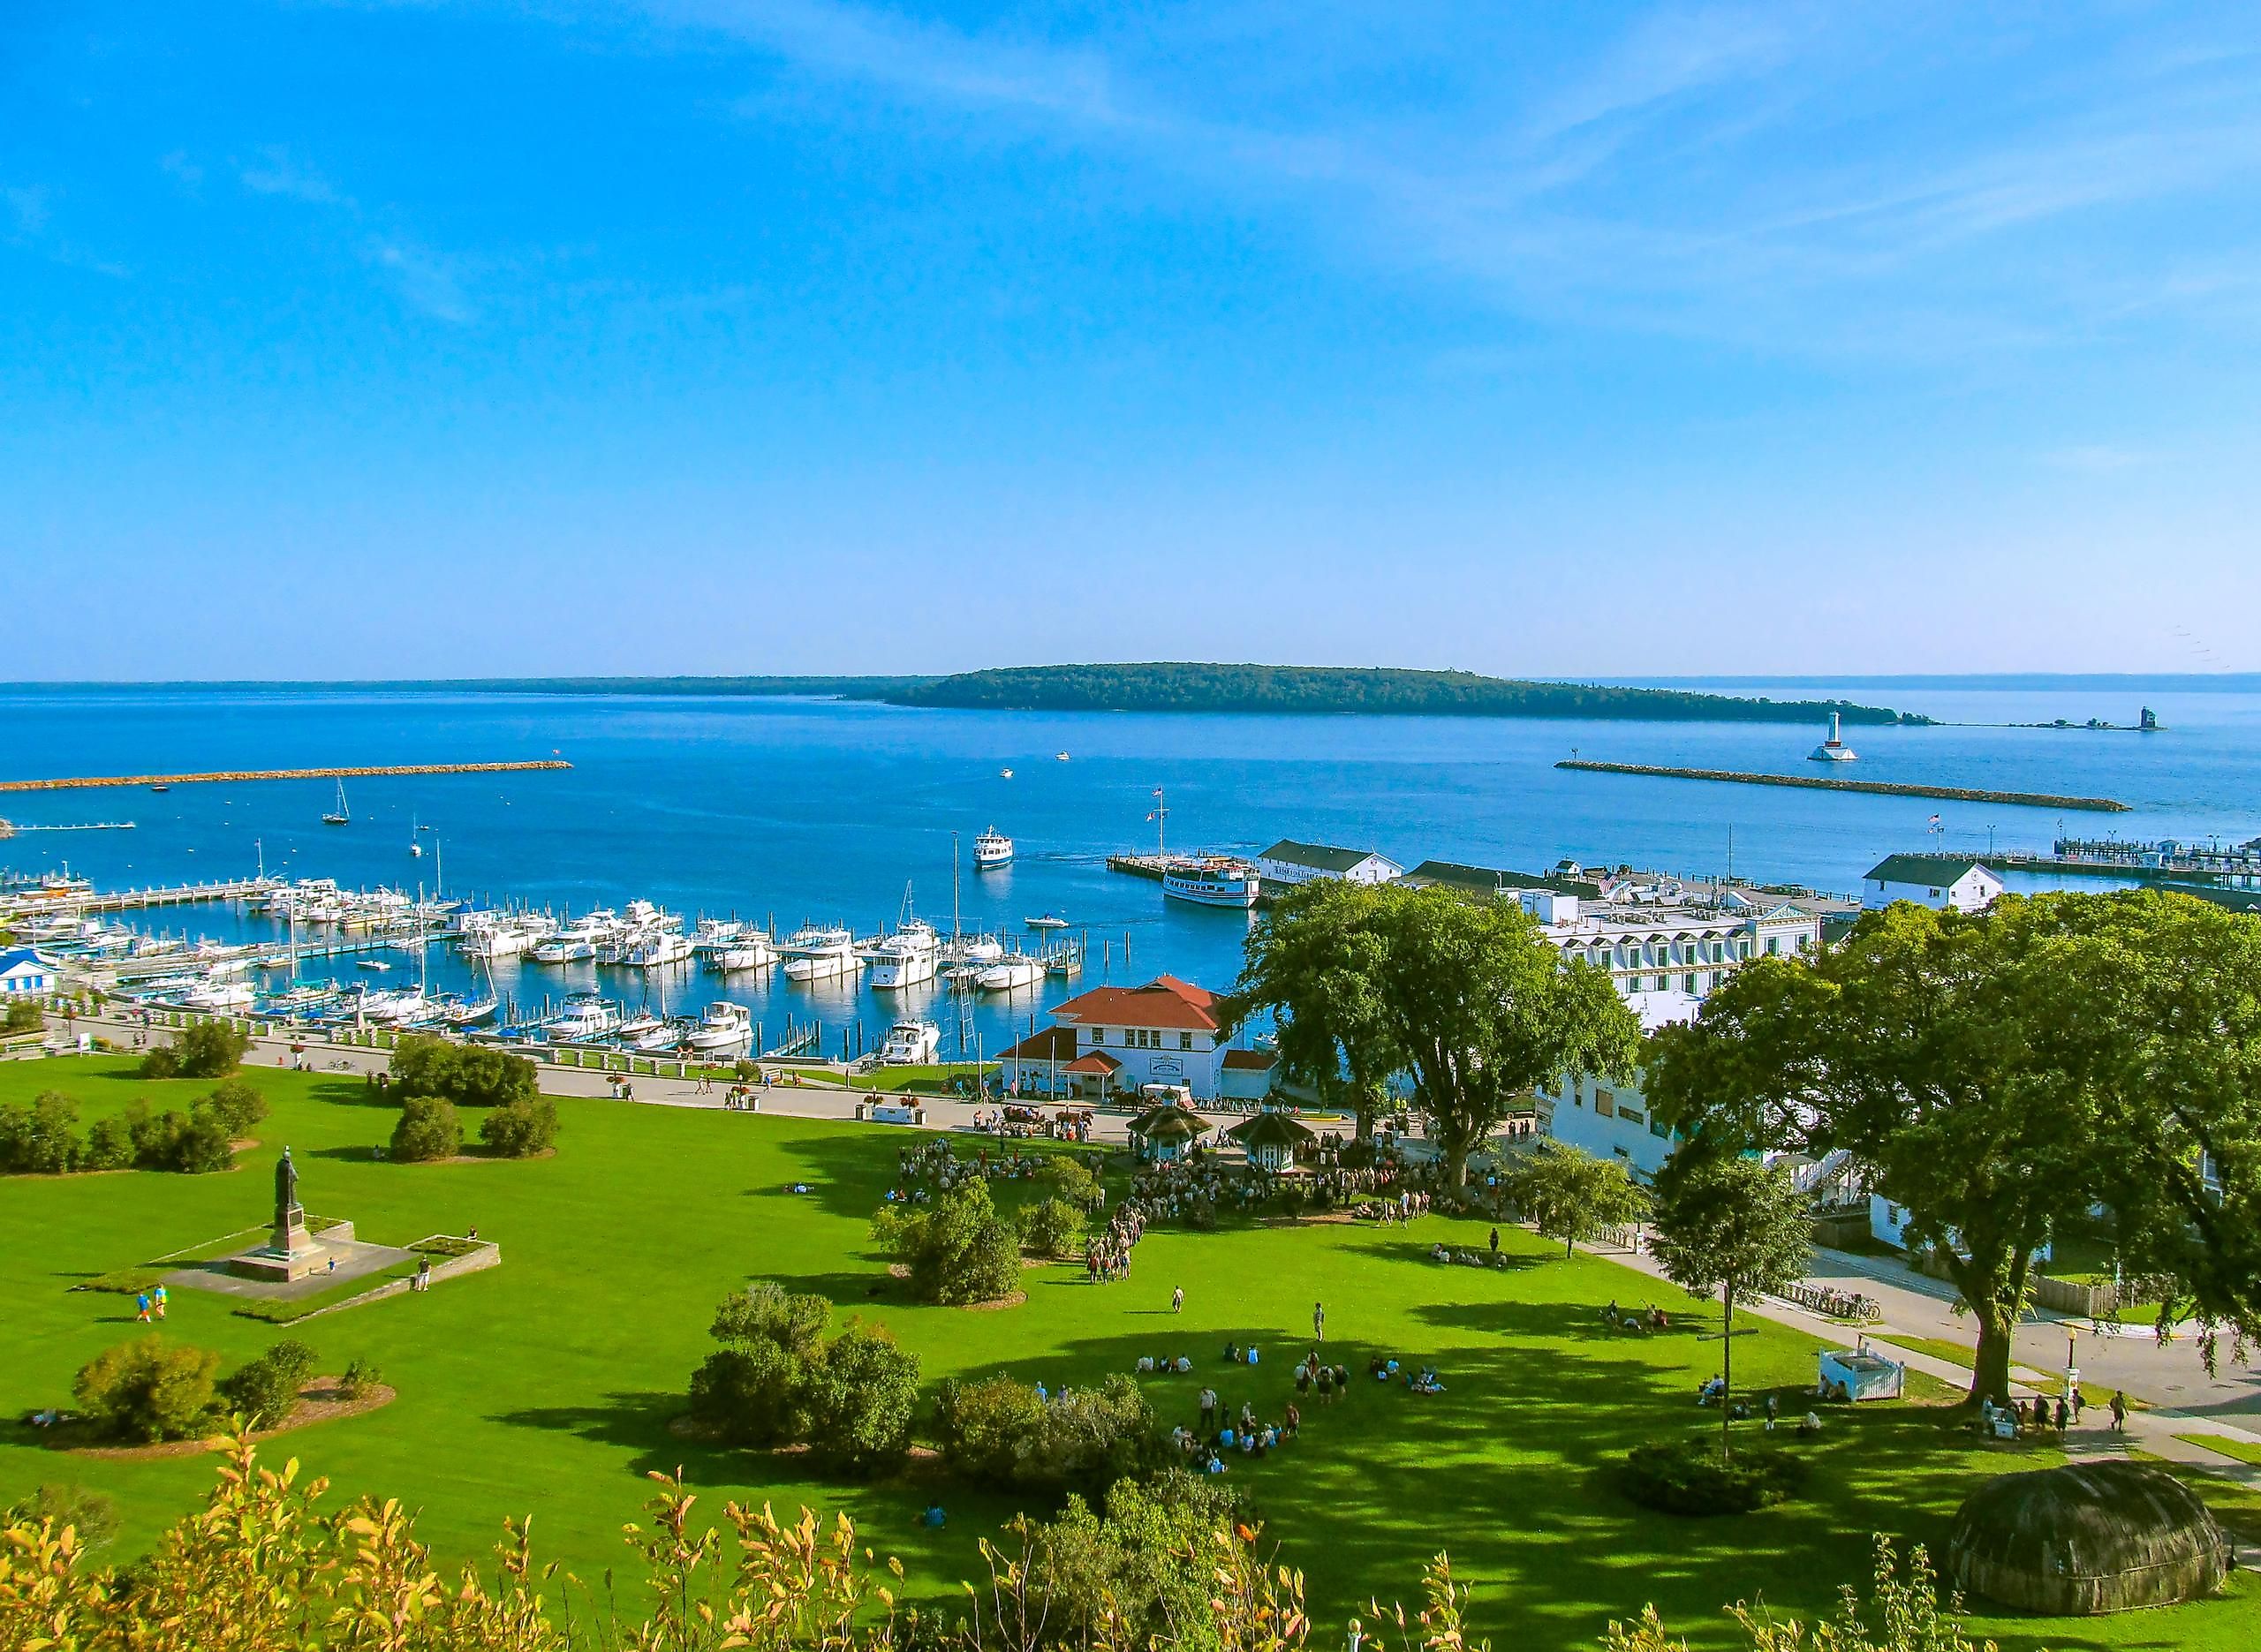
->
[229, 1205, 334, 1283]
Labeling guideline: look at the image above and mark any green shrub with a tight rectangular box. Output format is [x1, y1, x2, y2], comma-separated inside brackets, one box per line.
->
[933, 1373, 1166, 1501]
[1020, 1196, 1087, 1259]
[79, 1266, 166, 1295]
[170, 1020, 250, 1080]
[135, 1045, 179, 1079]
[390, 1036, 538, 1109]
[201, 1079, 268, 1139]
[72, 1335, 222, 1444]
[6, 1483, 119, 1548]
[0, 1090, 82, 1173]
[798, 1323, 919, 1479]
[1621, 1436, 1808, 1516]
[338, 1357, 382, 1400]
[1039, 1155, 1103, 1210]
[218, 1339, 319, 1429]
[478, 1096, 558, 1158]
[166, 1103, 238, 1173]
[1040, 1469, 1245, 1649]
[872, 1180, 1022, 1305]
[686, 1282, 829, 1447]
[3, 999, 42, 1034]
[79, 1112, 137, 1170]
[389, 1096, 462, 1163]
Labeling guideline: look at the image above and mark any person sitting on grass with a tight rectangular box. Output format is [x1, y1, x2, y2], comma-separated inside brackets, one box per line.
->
[1409, 1368, 1444, 1394]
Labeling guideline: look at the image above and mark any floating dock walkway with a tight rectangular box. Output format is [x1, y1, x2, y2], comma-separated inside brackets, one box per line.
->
[1555, 761, 2131, 814]
[0, 876, 282, 917]
[0, 759, 572, 793]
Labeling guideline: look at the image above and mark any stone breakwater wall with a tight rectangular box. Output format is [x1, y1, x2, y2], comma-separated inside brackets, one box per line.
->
[1555, 761, 2130, 814]
[0, 761, 572, 793]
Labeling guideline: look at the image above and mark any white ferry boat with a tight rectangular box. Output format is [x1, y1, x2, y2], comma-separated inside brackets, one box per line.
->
[689, 1000, 754, 1053]
[1161, 856, 1261, 909]
[880, 1019, 941, 1064]
[781, 925, 860, 983]
[976, 954, 1046, 992]
[866, 919, 940, 990]
[973, 828, 1014, 869]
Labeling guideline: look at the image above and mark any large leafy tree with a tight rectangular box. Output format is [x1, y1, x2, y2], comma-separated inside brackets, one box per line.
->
[1647, 889, 2261, 1404]
[1225, 879, 1401, 1136]
[1380, 886, 1641, 1184]
[1647, 1148, 1812, 1460]
[1230, 883, 1639, 1181]
[1506, 1140, 1649, 1256]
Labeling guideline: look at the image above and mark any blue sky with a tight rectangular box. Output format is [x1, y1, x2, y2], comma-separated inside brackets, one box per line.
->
[6, 3, 2261, 678]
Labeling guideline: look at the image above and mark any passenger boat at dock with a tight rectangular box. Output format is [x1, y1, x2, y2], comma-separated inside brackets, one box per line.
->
[1161, 856, 1261, 909]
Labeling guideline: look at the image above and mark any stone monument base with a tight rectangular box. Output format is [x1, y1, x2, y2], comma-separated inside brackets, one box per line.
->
[228, 1218, 345, 1284]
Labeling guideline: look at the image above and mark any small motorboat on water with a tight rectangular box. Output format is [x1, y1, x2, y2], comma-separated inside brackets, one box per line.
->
[357, 958, 393, 971]
[977, 954, 1046, 992]
[1025, 914, 1068, 931]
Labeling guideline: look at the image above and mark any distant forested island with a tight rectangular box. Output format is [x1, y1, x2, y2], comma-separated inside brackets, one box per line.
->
[866, 664, 1928, 725]
[5, 668, 1927, 723]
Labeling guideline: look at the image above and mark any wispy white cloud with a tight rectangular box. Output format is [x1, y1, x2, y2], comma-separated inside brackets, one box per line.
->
[231, 145, 477, 322]
[614, 1, 2261, 358]
[1, 182, 131, 277]
[238, 146, 350, 206]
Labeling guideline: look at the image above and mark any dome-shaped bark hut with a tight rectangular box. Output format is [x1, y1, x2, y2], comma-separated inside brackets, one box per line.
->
[1947, 1460, 2230, 1615]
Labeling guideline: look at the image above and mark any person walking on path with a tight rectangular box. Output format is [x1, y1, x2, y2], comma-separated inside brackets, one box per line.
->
[1172, 1286, 1184, 1314]
[2110, 1391, 2129, 1430]
[2071, 1384, 2086, 1423]
[1312, 1301, 1326, 1342]
[135, 1291, 153, 1324]
[153, 1283, 168, 1320]
[1488, 1226, 1500, 1256]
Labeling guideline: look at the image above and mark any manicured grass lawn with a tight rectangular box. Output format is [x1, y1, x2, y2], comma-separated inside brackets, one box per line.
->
[4, 1056, 2256, 1651]
[2176, 1433, 2261, 1467]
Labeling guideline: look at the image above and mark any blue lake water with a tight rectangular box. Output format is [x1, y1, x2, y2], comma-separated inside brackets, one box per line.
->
[3, 681, 2257, 1056]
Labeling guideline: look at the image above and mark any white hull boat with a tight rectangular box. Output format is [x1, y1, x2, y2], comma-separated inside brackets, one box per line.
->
[880, 1019, 941, 1064]
[977, 955, 1046, 992]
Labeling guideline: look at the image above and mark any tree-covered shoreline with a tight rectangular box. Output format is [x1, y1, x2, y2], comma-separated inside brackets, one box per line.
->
[873, 663, 1928, 724]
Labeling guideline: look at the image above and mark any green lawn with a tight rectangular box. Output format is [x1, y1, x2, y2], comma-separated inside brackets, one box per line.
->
[2176, 1433, 2261, 1467]
[4, 1056, 2254, 1651]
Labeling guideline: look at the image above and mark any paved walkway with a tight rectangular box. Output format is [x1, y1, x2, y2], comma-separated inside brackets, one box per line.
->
[1577, 1230, 2261, 1482]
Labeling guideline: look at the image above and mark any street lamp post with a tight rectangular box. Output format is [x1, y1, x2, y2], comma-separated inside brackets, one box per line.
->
[2065, 1325, 2079, 1403]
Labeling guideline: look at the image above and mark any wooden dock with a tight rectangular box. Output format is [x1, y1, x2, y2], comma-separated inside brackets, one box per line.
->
[0, 759, 572, 793]
[0, 877, 281, 917]
[1554, 761, 2131, 814]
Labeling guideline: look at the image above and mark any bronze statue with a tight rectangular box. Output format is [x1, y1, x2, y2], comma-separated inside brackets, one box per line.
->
[274, 1145, 300, 1228]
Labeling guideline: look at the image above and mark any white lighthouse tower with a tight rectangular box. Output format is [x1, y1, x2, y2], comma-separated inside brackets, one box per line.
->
[1809, 712, 1858, 763]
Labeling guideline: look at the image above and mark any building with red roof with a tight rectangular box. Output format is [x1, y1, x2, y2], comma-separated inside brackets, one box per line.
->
[997, 975, 1267, 1103]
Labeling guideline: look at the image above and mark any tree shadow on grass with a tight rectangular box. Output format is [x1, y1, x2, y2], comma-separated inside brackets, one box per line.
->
[491, 1389, 741, 1486]
[1362, 1240, 1542, 1273]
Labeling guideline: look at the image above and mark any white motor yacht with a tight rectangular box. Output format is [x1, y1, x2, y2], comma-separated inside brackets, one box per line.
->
[977, 954, 1046, 992]
[178, 979, 255, 1012]
[711, 934, 777, 973]
[689, 1000, 754, 1053]
[543, 993, 623, 1042]
[866, 920, 940, 990]
[880, 1019, 941, 1064]
[621, 927, 694, 968]
[782, 925, 860, 983]
[532, 909, 617, 964]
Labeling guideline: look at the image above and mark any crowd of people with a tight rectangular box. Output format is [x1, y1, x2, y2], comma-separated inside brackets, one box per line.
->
[886, 1138, 1056, 1203]
[1085, 1201, 1145, 1281]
